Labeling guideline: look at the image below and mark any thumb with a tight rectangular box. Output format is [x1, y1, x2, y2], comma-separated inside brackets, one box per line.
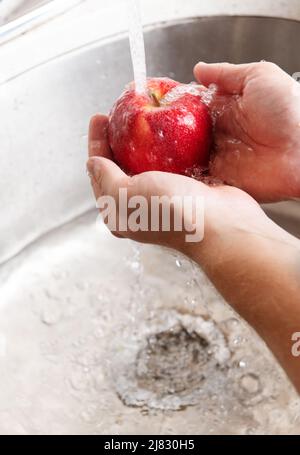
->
[87, 156, 128, 201]
[194, 62, 253, 94]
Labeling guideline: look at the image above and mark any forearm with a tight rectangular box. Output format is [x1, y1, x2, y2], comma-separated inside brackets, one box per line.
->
[190, 220, 300, 391]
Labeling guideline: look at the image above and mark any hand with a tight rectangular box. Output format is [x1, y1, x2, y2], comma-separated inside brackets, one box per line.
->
[87, 115, 300, 393]
[194, 62, 300, 202]
[87, 114, 274, 263]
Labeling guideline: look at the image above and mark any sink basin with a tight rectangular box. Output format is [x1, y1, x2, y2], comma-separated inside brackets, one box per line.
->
[0, 16, 299, 435]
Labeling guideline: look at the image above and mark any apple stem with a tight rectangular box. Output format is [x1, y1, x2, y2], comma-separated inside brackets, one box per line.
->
[150, 91, 160, 107]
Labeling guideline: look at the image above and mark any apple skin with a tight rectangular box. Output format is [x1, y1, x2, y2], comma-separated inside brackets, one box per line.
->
[108, 77, 212, 175]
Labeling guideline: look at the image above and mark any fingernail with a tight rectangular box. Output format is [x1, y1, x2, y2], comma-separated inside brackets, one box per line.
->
[87, 157, 102, 181]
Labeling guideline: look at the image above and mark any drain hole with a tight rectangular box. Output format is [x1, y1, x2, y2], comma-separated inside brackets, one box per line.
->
[136, 325, 211, 395]
[112, 311, 231, 410]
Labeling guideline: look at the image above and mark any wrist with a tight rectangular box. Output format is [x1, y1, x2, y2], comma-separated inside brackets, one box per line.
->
[184, 189, 299, 271]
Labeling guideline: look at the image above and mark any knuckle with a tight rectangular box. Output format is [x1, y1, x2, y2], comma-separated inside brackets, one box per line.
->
[256, 61, 279, 72]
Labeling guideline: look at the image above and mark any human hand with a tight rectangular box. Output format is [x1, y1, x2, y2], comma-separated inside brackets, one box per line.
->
[87, 115, 300, 393]
[87, 114, 274, 264]
[194, 62, 300, 202]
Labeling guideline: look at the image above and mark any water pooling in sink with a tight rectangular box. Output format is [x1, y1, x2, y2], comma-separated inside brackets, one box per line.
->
[112, 310, 231, 411]
[0, 212, 299, 434]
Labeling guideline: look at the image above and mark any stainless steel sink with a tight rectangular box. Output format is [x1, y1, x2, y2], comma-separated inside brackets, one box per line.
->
[0, 16, 299, 435]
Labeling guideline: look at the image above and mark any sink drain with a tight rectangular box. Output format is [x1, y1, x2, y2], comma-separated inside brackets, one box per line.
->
[111, 311, 231, 410]
[136, 325, 210, 395]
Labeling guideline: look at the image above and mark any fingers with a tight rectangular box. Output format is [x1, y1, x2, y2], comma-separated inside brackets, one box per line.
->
[194, 62, 254, 94]
[87, 156, 128, 201]
[86, 156, 212, 248]
[87, 156, 127, 239]
[88, 114, 112, 159]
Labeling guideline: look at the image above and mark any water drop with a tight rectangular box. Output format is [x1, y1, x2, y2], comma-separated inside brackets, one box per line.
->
[240, 373, 261, 395]
[175, 259, 182, 268]
[40, 305, 61, 326]
[69, 368, 91, 391]
[233, 336, 242, 345]
[80, 404, 98, 423]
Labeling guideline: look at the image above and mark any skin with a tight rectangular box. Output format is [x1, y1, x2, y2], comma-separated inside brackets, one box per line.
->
[87, 62, 300, 392]
[195, 61, 300, 202]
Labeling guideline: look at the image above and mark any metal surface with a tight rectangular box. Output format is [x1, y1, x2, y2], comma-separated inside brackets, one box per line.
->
[0, 0, 82, 45]
[0, 16, 299, 434]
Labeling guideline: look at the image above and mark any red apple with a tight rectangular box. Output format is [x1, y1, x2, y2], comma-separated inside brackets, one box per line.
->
[108, 77, 212, 175]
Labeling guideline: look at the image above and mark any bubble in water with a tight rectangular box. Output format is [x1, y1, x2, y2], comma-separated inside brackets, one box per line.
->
[221, 317, 239, 332]
[74, 349, 102, 368]
[229, 335, 248, 351]
[185, 164, 223, 186]
[184, 296, 197, 308]
[234, 372, 264, 407]
[201, 83, 218, 106]
[80, 404, 98, 424]
[186, 165, 207, 180]
[40, 305, 61, 326]
[96, 293, 109, 304]
[68, 368, 91, 392]
[126, 243, 143, 275]
[240, 373, 261, 395]
[161, 83, 204, 104]
[130, 260, 141, 272]
[186, 278, 197, 288]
